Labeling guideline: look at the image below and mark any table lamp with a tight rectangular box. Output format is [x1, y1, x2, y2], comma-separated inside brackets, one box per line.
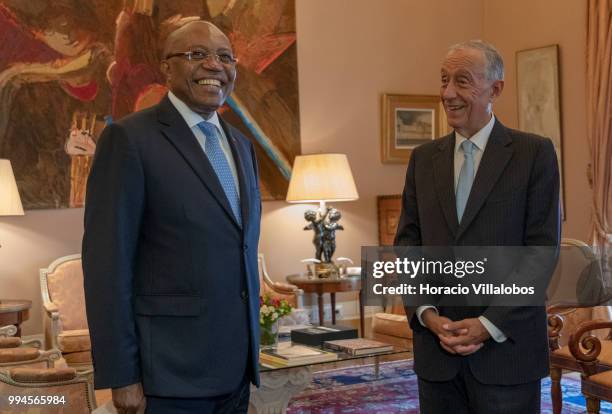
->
[0, 159, 24, 247]
[286, 154, 359, 277]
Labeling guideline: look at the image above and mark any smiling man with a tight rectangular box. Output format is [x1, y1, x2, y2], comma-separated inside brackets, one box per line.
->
[395, 40, 560, 413]
[82, 21, 261, 413]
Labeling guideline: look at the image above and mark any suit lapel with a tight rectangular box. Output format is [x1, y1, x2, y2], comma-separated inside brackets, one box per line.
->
[220, 117, 250, 231]
[456, 120, 513, 239]
[156, 96, 241, 230]
[432, 133, 459, 238]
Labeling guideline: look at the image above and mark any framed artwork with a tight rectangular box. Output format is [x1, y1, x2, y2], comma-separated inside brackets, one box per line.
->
[381, 94, 449, 163]
[0, 0, 299, 209]
[516, 44, 565, 218]
[377, 194, 402, 246]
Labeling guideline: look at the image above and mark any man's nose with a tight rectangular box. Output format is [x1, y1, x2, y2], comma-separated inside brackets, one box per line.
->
[441, 81, 457, 99]
[200, 57, 224, 71]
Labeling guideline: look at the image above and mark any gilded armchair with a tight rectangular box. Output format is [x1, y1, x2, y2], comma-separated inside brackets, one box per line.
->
[0, 337, 62, 371]
[258, 253, 304, 308]
[40, 254, 92, 369]
[0, 367, 96, 413]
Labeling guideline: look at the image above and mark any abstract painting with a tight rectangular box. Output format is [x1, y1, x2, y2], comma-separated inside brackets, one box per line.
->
[0, 0, 300, 209]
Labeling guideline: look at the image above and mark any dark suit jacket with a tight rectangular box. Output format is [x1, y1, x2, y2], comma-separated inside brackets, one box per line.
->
[394, 119, 560, 385]
[82, 96, 261, 397]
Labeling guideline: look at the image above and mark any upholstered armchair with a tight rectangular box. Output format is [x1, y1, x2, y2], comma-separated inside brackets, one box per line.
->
[371, 298, 413, 348]
[40, 254, 92, 368]
[0, 337, 62, 371]
[0, 367, 96, 413]
[547, 238, 612, 414]
[568, 320, 612, 414]
[258, 253, 304, 308]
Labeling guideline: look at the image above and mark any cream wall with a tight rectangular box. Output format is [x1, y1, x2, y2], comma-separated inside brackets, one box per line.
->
[0, 0, 591, 336]
[482, 0, 591, 240]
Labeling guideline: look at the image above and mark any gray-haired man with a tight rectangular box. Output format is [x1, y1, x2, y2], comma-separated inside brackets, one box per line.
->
[395, 40, 560, 413]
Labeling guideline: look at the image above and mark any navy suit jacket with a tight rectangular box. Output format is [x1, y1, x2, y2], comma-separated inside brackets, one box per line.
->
[395, 119, 560, 385]
[82, 96, 261, 397]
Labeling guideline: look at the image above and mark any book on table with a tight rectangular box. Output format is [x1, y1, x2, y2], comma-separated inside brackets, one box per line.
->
[290, 324, 358, 346]
[323, 338, 394, 355]
[259, 342, 338, 366]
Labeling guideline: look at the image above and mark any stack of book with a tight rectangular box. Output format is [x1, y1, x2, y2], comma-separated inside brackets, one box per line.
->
[323, 338, 394, 356]
[259, 342, 339, 367]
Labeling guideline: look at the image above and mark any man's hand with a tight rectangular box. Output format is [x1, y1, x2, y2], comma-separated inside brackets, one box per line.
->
[112, 382, 146, 414]
[421, 309, 481, 355]
[438, 318, 490, 356]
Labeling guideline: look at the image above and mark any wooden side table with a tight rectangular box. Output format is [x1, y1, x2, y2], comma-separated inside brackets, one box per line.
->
[286, 274, 365, 336]
[0, 299, 32, 337]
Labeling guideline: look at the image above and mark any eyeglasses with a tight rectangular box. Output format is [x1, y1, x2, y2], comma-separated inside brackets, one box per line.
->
[165, 50, 238, 65]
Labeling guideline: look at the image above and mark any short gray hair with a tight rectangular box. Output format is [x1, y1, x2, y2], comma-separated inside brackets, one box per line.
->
[448, 40, 504, 81]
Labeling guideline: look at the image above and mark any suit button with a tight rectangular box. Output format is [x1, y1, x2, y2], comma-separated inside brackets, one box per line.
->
[241, 290, 249, 302]
[244, 244, 249, 251]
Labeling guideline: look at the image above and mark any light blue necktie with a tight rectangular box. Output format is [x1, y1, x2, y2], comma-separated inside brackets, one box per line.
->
[197, 121, 242, 226]
[456, 140, 475, 223]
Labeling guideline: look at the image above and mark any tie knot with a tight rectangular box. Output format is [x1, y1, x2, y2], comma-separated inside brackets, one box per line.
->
[461, 140, 475, 156]
[198, 121, 218, 138]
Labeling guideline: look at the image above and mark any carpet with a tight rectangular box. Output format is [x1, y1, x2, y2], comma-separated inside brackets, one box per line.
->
[287, 359, 612, 413]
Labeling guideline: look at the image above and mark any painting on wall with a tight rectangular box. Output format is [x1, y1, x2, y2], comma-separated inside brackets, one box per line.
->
[0, 0, 300, 209]
[377, 194, 402, 246]
[516, 44, 564, 217]
[381, 94, 449, 163]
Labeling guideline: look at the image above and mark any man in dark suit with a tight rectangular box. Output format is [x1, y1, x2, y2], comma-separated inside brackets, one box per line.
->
[82, 21, 261, 414]
[395, 40, 560, 413]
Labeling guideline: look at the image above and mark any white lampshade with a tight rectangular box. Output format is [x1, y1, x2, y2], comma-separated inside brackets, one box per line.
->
[0, 159, 24, 216]
[286, 154, 359, 203]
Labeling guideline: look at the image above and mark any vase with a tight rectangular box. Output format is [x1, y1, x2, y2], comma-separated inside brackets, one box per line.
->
[260, 320, 280, 347]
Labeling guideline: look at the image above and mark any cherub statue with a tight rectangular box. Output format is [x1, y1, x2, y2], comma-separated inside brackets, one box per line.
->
[304, 209, 325, 261]
[322, 208, 344, 263]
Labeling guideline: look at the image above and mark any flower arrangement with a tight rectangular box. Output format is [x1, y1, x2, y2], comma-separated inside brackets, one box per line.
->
[259, 295, 292, 346]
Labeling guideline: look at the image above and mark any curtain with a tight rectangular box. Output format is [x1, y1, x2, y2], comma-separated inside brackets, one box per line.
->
[586, 0, 612, 320]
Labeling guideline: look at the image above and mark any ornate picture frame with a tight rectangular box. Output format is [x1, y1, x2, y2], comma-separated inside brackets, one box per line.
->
[381, 94, 449, 163]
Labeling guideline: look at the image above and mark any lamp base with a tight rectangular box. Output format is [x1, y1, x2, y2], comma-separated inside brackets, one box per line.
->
[314, 262, 339, 279]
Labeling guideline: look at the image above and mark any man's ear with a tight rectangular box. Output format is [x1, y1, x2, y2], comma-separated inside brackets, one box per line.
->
[490, 80, 504, 103]
[160, 61, 170, 80]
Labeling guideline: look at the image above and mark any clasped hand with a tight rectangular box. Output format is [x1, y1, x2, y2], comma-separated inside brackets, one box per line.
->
[421, 309, 490, 356]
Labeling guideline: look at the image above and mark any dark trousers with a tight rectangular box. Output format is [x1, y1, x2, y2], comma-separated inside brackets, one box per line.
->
[145, 376, 251, 414]
[417, 360, 540, 414]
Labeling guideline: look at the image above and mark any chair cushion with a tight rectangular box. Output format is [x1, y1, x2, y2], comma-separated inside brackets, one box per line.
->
[57, 329, 91, 353]
[0, 338, 21, 349]
[372, 312, 413, 339]
[46, 259, 89, 331]
[589, 371, 612, 388]
[552, 341, 612, 366]
[10, 367, 76, 383]
[0, 348, 39, 363]
[63, 350, 92, 365]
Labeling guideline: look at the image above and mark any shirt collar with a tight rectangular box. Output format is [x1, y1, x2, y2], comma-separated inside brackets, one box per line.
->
[454, 114, 496, 153]
[167, 91, 222, 132]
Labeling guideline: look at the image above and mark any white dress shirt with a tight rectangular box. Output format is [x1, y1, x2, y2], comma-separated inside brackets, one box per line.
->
[167, 91, 240, 195]
[416, 114, 507, 343]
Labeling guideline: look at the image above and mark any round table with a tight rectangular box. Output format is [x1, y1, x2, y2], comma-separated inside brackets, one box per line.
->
[0, 299, 32, 337]
[286, 274, 364, 336]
